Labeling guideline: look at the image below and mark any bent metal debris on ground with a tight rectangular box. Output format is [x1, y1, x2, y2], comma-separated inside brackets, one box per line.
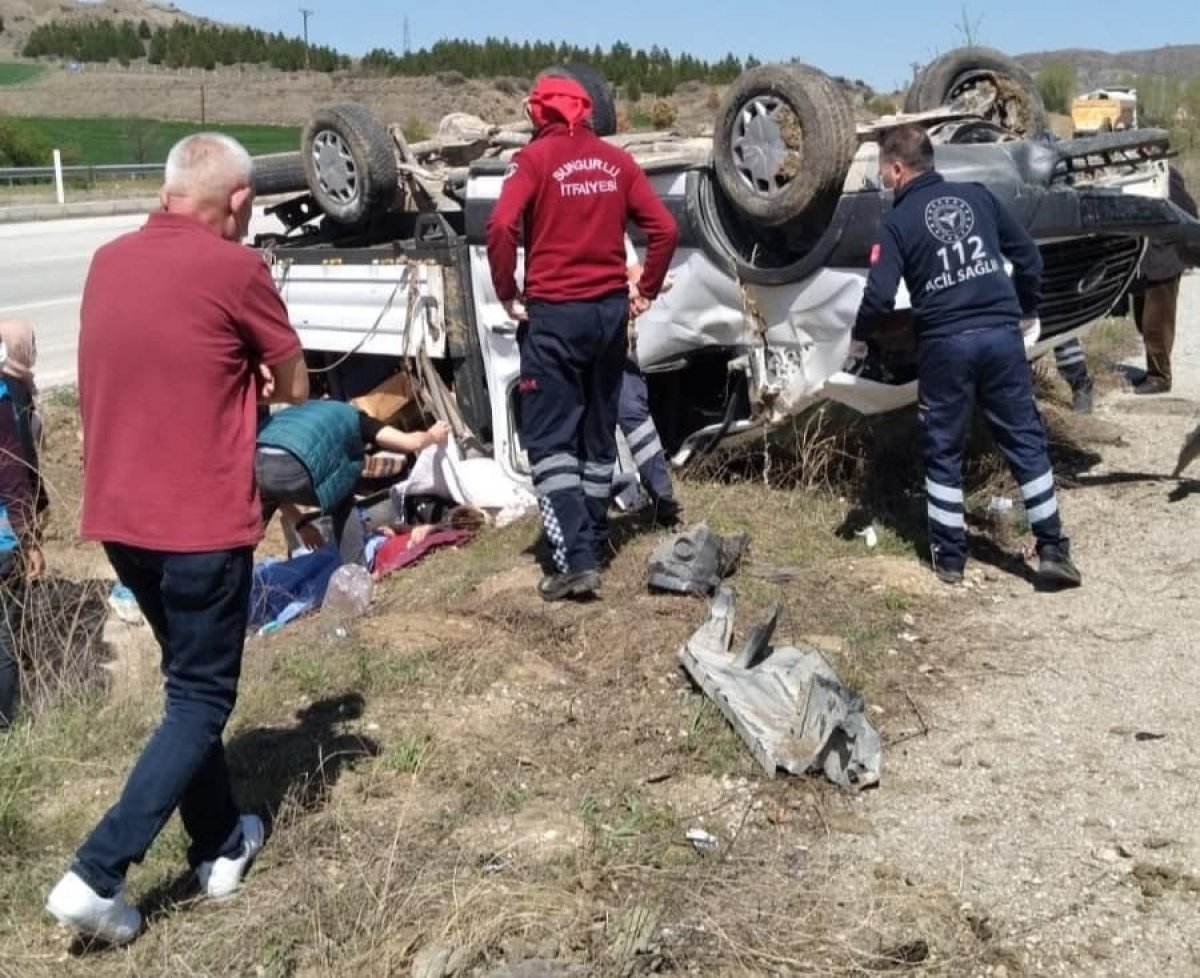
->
[679, 586, 883, 790]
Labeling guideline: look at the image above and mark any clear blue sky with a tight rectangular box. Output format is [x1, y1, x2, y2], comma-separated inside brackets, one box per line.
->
[164, 0, 1198, 92]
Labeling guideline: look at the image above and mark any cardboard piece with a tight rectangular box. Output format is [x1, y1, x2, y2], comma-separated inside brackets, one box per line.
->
[351, 371, 424, 429]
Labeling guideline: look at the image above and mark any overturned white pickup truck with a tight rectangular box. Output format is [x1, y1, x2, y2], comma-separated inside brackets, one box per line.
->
[252, 48, 1200, 489]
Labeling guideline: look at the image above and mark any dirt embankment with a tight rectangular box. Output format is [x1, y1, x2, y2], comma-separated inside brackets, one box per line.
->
[0, 64, 730, 135]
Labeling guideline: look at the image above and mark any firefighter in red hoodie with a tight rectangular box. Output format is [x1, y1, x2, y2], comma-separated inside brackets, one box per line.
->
[487, 73, 678, 601]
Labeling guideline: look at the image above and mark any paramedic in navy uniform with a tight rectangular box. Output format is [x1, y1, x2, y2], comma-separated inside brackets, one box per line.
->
[851, 124, 1081, 589]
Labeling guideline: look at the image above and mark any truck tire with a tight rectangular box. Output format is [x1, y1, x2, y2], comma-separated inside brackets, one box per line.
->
[252, 152, 307, 196]
[712, 63, 856, 227]
[549, 62, 617, 137]
[302, 104, 398, 224]
[904, 46, 1047, 139]
[684, 169, 853, 287]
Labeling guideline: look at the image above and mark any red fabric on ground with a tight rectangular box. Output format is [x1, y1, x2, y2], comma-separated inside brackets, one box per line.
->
[371, 528, 473, 578]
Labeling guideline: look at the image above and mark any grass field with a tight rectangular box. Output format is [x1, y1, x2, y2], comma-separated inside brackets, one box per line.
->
[0, 63, 44, 86]
[17, 117, 301, 165]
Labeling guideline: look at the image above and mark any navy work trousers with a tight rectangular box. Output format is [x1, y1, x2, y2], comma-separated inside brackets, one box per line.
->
[617, 359, 675, 505]
[520, 292, 628, 573]
[1052, 338, 1091, 393]
[918, 325, 1066, 572]
[72, 544, 252, 898]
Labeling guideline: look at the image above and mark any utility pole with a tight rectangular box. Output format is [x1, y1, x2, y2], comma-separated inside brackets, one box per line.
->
[403, 15, 411, 55]
[299, 7, 314, 69]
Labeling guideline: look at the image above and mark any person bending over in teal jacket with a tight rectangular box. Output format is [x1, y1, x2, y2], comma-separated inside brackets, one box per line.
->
[256, 399, 449, 564]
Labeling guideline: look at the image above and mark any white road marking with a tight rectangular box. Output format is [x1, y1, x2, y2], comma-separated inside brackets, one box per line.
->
[7, 252, 95, 266]
[0, 296, 79, 313]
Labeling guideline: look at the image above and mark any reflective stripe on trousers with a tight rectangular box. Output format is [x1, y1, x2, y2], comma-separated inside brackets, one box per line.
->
[918, 325, 1066, 571]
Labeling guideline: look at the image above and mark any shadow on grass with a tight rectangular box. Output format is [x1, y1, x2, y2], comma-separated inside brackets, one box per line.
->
[74, 693, 382, 943]
[226, 692, 379, 822]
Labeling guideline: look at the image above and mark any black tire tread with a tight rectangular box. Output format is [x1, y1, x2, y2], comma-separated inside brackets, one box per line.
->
[712, 63, 856, 227]
[252, 151, 307, 196]
[549, 62, 618, 137]
[302, 103, 398, 224]
[903, 46, 1047, 138]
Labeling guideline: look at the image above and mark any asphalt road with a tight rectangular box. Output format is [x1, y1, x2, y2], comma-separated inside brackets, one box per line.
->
[0, 210, 284, 390]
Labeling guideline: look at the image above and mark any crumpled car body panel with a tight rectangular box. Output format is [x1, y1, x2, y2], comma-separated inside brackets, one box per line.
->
[679, 587, 883, 790]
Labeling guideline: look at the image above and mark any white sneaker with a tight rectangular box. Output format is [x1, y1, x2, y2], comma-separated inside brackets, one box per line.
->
[46, 871, 141, 945]
[196, 814, 264, 899]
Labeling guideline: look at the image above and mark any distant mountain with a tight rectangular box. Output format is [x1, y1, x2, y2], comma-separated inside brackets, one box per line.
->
[0, 0, 212, 54]
[1015, 46, 1200, 90]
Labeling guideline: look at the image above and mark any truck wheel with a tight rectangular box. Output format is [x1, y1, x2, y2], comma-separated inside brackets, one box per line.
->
[684, 169, 849, 287]
[548, 62, 617, 137]
[252, 152, 307, 196]
[712, 63, 856, 227]
[302, 104, 398, 224]
[904, 46, 1047, 139]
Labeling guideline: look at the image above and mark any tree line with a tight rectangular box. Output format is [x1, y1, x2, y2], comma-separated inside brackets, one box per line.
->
[20, 20, 755, 94]
[22, 20, 347, 72]
[365, 38, 760, 96]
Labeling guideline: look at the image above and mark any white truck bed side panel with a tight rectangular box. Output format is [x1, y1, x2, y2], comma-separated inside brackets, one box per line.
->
[271, 259, 448, 358]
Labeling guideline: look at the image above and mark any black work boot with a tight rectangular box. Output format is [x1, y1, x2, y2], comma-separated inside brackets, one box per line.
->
[1133, 377, 1170, 395]
[1036, 542, 1082, 589]
[538, 569, 601, 602]
[934, 564, 964, 585]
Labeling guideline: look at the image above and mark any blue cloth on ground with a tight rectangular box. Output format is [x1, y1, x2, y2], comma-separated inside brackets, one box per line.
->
[250, 543, 341, 632]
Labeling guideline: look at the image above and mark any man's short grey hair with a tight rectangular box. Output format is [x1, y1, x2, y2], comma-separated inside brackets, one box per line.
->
[163, 133, 254, 201]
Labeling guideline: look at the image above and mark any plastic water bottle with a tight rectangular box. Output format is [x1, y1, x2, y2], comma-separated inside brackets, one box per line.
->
[107, 582, 143, 625]
[321, 564, 373, 639]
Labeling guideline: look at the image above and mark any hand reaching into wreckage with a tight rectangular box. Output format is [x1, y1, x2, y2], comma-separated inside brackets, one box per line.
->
[372, 419, 451, 455]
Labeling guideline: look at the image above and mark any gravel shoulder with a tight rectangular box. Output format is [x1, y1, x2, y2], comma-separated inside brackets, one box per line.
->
[832, 273, 1200, 976]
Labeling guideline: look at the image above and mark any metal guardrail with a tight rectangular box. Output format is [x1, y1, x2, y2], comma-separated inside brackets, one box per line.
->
[0, 163, 163, 183]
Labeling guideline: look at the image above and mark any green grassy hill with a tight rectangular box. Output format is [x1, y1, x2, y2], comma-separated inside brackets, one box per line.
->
[18, 116, 300, 164]
[0, 63, 44, 85]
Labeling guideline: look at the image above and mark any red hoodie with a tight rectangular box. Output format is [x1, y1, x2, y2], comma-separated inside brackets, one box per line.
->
[486, 123, 679, 304]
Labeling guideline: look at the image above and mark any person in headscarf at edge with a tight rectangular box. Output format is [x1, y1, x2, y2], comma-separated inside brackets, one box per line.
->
[0, 318, 48, 730]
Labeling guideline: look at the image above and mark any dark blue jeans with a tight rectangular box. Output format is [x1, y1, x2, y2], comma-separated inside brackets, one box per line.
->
[72, 544, 253, 898]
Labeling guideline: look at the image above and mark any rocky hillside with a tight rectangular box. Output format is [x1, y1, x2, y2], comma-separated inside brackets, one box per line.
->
[1015, 46, 1200, 89]
[0, 0, 212, 55]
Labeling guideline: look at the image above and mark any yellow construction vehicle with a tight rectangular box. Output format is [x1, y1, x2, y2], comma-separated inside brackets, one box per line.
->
[1071, 87, 1138, 134]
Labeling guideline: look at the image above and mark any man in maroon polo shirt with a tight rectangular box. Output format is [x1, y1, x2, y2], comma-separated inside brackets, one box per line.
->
[46, 133, 309, 945]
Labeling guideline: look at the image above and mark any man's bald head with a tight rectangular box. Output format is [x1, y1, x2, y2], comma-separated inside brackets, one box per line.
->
[161, 133, 255, 240]
[164, 133, 252, 200]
